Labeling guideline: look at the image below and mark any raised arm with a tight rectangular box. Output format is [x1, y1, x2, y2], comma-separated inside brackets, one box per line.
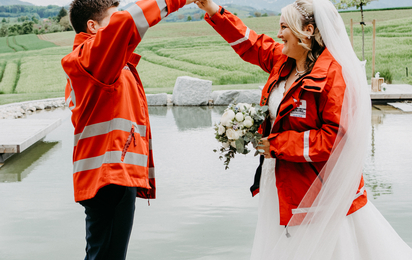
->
[196, 0, 285, 73]
[80, 0, 193, 85]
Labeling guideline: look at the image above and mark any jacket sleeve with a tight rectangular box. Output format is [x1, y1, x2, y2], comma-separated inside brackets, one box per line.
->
[80, 0, 185, 85]
[268, 66, 346, 163]
[204, 6, 284, 74]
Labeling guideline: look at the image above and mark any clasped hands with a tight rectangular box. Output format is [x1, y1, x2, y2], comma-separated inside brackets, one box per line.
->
[186, 0, 219, 16]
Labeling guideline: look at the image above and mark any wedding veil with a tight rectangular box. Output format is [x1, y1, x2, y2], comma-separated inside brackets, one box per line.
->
[268, 0, 371, 259]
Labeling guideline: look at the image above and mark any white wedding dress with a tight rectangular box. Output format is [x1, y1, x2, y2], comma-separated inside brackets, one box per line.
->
[250, 81, 412, 260]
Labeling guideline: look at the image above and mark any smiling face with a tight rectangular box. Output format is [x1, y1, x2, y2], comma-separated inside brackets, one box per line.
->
[277, 15, 307, 60]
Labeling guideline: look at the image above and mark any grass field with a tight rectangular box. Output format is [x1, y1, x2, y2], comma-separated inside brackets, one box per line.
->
[0, 8, 411, 104]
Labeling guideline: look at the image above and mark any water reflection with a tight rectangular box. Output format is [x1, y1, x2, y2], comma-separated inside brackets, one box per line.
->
[0, 140, 59, 182]
[172, 106, 212, 131]
[364, 108, 392, 199]
[148, 106, 168, 117]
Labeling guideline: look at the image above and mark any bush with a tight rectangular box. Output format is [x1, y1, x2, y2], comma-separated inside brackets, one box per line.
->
[378, 68, 393, 84]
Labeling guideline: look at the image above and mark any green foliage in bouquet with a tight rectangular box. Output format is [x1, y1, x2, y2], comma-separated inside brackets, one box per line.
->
[213, 102, 268, 170]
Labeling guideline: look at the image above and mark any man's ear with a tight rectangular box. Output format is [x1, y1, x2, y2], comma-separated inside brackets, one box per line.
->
[86, 19, 98, 34]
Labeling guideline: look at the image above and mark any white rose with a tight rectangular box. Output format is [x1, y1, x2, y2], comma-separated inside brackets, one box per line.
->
[226, 128, 239, 140]
[218, 124, 225, 135]
[235, 112, 244, 122]
[236, 129, 244, 137]
[250, 107, 256, 116]
[244, 116, 252, 122]
[222, 142, 230, 149]
[230, 141, 237, 148]
[221, 110, 235, 126]
[238, 103, 247, 112]
[243, 119, 253, 128]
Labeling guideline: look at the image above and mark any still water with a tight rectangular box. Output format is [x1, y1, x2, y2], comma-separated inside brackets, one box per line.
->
[0, 106, 411, 260]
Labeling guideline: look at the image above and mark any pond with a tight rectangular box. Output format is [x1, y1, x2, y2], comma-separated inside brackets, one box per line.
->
[0, 106, 411, 260]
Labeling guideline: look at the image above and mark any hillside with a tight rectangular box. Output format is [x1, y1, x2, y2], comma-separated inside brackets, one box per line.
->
[0, 0, 33, 6]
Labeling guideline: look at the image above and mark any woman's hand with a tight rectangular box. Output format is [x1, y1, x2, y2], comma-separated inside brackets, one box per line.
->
[195, 0, 219, 17]
[258, 137, 272, 159]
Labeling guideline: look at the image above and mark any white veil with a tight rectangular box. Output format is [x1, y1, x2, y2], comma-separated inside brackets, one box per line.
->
[269, 0, 371, 259]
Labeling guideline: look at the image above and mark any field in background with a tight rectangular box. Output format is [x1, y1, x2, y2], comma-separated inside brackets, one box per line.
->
[0, 8, 411, 103]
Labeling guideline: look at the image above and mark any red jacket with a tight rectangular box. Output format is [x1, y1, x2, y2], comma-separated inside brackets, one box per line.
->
[62, 0, 185, 202]
[206, 7, 367, 225]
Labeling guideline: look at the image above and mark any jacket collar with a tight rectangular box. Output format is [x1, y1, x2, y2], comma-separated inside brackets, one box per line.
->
[306, 48, 334, 79]
[72, 32, 142, 66]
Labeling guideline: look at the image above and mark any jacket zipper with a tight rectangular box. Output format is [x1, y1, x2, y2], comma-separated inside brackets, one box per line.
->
[121, 125, 136, 162]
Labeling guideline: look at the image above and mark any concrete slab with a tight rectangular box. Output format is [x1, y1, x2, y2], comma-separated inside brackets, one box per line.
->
[370, 84, 412, 100]
[0, 119, 61, 154]
[387, 102, 412, 112]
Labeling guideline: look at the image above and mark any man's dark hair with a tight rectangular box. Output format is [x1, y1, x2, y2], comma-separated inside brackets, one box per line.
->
[69, 0, 120, 34]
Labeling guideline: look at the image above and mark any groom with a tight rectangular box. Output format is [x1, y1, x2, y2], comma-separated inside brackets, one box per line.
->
[62, 0, 194, 259]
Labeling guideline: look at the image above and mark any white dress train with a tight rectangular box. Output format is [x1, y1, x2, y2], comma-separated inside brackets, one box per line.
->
[250, 81, 412, 260]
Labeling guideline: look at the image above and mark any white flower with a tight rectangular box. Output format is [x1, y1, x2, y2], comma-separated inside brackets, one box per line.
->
[222, 142, 230, 149]
[226, 128, 239, 140]
[250, 107, 256, 116]
[221, 109, 235, 126]
[236, 129, 244, 137]
[244, 119, 253, 128]
[235, 112, 244, 122]
[244, 116, 252, 122]
[218, 124, 225, 135]
[230, 141, 237, 148]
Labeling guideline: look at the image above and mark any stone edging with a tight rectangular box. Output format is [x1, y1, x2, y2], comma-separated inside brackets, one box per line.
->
[0, 97, 66, 119]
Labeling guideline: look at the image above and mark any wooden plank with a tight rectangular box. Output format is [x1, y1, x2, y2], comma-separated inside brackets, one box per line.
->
[0, 119, 61, 153]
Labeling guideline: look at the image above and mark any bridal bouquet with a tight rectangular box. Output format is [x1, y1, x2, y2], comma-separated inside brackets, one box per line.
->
[214, 103, 268, 169]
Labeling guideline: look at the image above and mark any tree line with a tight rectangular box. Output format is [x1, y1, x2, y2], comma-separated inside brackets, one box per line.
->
[0, 7, 72, 37]
[0, 5, 62, 18]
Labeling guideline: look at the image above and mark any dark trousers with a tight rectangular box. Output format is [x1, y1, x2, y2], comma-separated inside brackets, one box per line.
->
[79, 185, 137, 260]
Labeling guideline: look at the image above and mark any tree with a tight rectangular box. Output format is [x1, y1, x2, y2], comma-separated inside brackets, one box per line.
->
[193, 13, 200, 20]
[59, 15, 72, 31]
[57, 7, 67, 22]
[187, 15, 192, 21]
[254, 12, 261, 17]
[0, 24, 8, 37]
[1, 18, 6, 23]
[331, 0, 376, 61]
[177, 14, 184, 20]
[21, 21, 34, 34]
[262, 13, 268, 17]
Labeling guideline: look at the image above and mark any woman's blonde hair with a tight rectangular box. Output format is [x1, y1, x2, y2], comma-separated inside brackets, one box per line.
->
[281, 0, 325, 72]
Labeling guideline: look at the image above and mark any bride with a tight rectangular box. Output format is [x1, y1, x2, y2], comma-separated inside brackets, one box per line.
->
[195, 0, 412, 259]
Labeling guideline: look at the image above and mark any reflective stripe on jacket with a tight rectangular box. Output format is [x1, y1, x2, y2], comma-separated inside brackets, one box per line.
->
[205, 7, 367, 225]
[62, 0, 185, 202]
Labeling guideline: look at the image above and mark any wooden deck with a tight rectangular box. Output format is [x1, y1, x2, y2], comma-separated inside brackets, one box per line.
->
[0, 119, 61, 162]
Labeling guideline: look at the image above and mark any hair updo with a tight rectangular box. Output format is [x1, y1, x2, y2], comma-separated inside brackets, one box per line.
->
[281, 0, 325, 72]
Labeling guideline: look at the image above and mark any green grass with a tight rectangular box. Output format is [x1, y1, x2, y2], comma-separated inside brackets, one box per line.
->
[0, 91, 64, 105]
[0, 59, 19, 94]
[0, 8, 411, 105]
[7, 36, 25, 52]
[14, 34, 58, 50]
[15, 54, 67, 93]
[0, 37, 14, 53]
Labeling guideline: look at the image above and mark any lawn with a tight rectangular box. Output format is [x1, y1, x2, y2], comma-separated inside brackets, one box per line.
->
[0, 8, 411, 105]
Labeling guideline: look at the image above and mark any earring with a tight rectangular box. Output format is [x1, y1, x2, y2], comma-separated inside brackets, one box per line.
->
[307, 35, 311, 39]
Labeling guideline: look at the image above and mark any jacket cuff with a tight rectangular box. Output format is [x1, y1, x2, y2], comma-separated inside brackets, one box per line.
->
[204, 6, 225, 26]
[268, 133, 279, 158]
[165, 0, 185, 15]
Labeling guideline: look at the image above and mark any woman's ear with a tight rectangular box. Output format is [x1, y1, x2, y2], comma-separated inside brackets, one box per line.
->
[305, 24, 315, 38]
[86, 19, 98, 34]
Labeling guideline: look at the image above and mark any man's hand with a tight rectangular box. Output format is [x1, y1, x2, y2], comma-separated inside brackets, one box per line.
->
[185, 0, 196, 5]
[258, 137, 272, 159]
[195, 0, 219, 16]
